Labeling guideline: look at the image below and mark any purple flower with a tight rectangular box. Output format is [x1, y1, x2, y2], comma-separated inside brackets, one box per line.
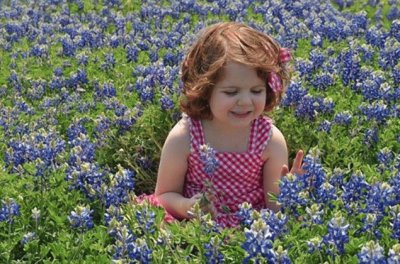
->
[204, 237, 225, 264]
[388, 244, 400, 264]
[390, 205, 400, 240]
[112, 225, 152, 263]
[358, 241, 387, 264]
[0, 198, 20, 223]
[199, 144, 219, 176]
[242, 219, 275, 263]
[323, 213, 350, 256]
[21, 232, 36, 245]
[68, 205, 94, 231]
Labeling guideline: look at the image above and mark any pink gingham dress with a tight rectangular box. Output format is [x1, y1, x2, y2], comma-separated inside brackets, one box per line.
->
[137, 115, 273, 228]
[183, 115, 273, 227]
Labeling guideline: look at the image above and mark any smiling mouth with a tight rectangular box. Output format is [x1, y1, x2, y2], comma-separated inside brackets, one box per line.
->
[231, 111, 252, 117]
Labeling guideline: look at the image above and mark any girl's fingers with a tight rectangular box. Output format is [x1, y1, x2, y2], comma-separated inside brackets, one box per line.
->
[281, 164, 289, 176]
[293, 150, 304, 170]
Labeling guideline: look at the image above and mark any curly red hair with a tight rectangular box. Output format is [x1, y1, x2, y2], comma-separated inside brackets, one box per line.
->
[180, 22, 292, 120]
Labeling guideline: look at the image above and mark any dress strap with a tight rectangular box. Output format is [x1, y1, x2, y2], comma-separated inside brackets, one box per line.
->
[186, 116, 205, 152]
[250, 116, 273, 155]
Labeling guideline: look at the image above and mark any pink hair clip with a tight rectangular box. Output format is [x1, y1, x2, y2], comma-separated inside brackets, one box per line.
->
[267, 72, 282, 93]
[278, 48, 292, 64]
[267, 48, 292, 93]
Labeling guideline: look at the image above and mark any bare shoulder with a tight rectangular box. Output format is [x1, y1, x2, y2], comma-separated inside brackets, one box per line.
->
[261, 124, 288, 161]
[163, 117, 191, 154]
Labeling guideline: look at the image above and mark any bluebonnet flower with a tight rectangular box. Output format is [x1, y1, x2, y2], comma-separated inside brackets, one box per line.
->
[390, 205, 400, 240]
[21, 232, 36, 245]
[305, 203, 324, 225]
[31, 207, 41, 230]
[318, 120, 332, 133]
[273, 245, 292, 264]
[0, 198, 20, 223]
[261, 210, 288, 240]
[364, 126, 379, 147]
[115, 108, 141, 133]
[323, 213, 350, 256]
[310, 73, 335, 90]
[295, 59, 314, 79]
[204, 237, 225, 264]
[387, 6, 400, 21]
[61, 36, 77, 57]
[135, 205, 156, 234]
[237, 202, 255, 227]
[341, 172, 370, 214]
[103, 165, 135, 208]
[356, 213, 382, 239]
[388, 244, 400, 264]
[390, 19, 400, 41]
[311, 34, 323, 47]
[359, 101, 391, 124]
[351, 11, 368, 34]
[278, 173, 308, 212]
[126, 45, 139, 63]
[295, 95, 334, 120]
[340, 49, 362, 87]
[113, 225, 152, 263]
[199, 144, 219, 176]
[159, 94, 175, 110]
[333, 111, 352, 126]
[68, 205, 94, 231]
[358, 240, 386, 264]
[365, 26, 387, 49]
[101, 53, 116, 71]
[301, 150, 326, 194]
[377, 148, 394, 168]
[242, 219, 275, 263]
[317, 181, 337, 205]
[329, 168, 345, 188]
[309, 50, 325, 70]
[307, 236, 323, 254]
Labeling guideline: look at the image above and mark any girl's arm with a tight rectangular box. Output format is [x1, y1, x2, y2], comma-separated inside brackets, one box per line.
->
[261, 125, 289, 211]
[154, 118, 195, 219]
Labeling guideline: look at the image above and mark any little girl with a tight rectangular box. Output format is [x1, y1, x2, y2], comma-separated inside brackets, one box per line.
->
[152, 22, 303, 228]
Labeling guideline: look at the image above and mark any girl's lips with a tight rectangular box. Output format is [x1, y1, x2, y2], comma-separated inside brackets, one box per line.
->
[231, 111, 252, 118]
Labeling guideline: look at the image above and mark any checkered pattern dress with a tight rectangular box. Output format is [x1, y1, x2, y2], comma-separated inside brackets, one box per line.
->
[183, 115, 273, 227]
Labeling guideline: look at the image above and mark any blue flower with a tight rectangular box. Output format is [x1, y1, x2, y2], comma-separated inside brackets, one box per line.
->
[323, 213, 350, 256]
[199, 144, 219, 176]
[242, 219, 275, 263]
[159, 94, 175, 110]
[103, 165, 135, 208]
[358, 241, 387, 264]
[68, 205, 94, 231]
[388, 244, 400, 264]
[21, 232, 36, 245]
[0, 198, 20, 223]
[204, 237, 225, 264]
[237, 202, 255, 227]
[390, 205, 400, 240]
[112, 225, 152, 263]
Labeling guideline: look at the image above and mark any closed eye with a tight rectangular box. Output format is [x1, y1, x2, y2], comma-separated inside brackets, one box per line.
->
[223, 91, 237, 95]
[252, 90, 264, 94]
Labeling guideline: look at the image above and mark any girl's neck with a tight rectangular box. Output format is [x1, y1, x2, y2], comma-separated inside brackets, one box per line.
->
[201, 119, 252, 153]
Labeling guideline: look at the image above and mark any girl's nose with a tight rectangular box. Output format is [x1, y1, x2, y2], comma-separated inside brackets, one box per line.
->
[237, 93, 252, 106]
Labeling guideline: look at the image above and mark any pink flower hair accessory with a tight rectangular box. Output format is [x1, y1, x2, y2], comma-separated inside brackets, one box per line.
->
[278, 47, 292, 64]
[267, 48, 292, 93]
[267, 72, 283, 93]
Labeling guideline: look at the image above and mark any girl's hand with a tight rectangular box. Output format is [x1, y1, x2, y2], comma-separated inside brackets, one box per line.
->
[281, 150, 305, 176]
[188, 193, 217, 217]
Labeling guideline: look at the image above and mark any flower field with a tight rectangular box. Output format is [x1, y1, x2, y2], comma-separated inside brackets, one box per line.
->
[0, 0, 399, 262]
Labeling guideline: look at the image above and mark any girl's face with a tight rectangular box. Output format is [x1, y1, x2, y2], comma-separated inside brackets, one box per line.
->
[208, 61, 267, 128]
